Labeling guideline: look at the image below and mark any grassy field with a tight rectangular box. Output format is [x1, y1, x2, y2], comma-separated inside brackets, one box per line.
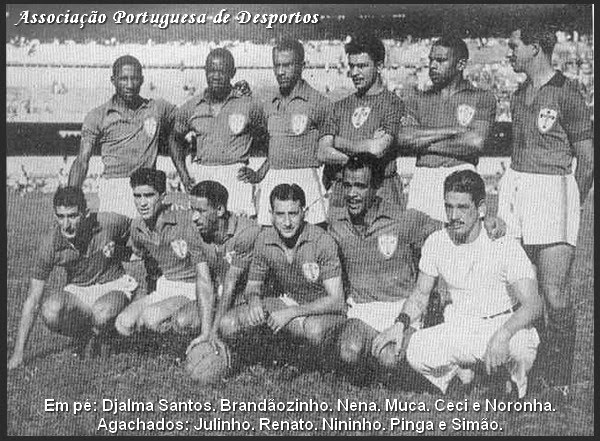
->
[5, 188, 594, 436]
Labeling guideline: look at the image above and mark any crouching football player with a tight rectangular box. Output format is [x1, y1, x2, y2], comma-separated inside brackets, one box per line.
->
[8, 187, 136, 368]
[217, 184, 347, 356]
[114, 168, 213, 338]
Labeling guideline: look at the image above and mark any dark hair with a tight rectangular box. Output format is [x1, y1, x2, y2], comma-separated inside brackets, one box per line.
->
[190, 180, 229, 209]
[343, 154, 384, 188]
[269, 183, 306, 210]
[444, 170, 486, 206]
[206, 48, 235, 75]
[432, 35, 469, 62]
[517, 26, 557, 57]
[129, 168, 166, 194]
[273, 38, 305, 64]
[112, 55, 143, 77]
[53, 186, 87, 212]
[345, 33, 386, 65]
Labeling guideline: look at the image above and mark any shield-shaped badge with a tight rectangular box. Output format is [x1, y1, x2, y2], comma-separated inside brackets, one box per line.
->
[170, 239, 189, 259]
[102, 241, 115, 258]
[302, 262, 320, 282]
[291, 113, 308, 135]
[228, 113, 246, 135]
[537, 108, 558, 133]
[143, 117, 158, 138]
[378, 234, 398, 259]
[456, 104, 476, 127]
[351, 106, 372, 128]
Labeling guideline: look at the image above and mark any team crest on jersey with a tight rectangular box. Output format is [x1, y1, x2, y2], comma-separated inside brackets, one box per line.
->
[302, 262, 320, 282]
[170, 239, 188, 259]
[291, 114, 308, 135]
[102, 241, 115, 258]
[143, 117, 158, 138]
[351, 106, 372, 128]
[228, 113, 246, 135]
[456, 104, 476, 127]
[538, 108, 558, 133]
[378, 234, 397, 259]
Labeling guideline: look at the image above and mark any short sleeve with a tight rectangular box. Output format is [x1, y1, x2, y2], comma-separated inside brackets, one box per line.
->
[318, 100, 339, 138]
[173, 101, 194, 138]
[81, 108, 102, 143]
[229, 225, 261, 270]
[379, 95, 405, 137]
[502, 239, 535, 283]
[474, 91, 497, 124]
[316, 232, 342, 281]
[418, 234, 440, 278]
[401, 93, 420, 126]
[31, 233, 56, 281]
[561, 83, 593, 143]
[404, 209, 443, 249]
[247, 235, 269, 283]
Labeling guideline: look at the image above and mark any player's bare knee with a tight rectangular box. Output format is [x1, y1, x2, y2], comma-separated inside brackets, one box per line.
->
[172, 309, 197, 334]
[139, 308, 163, 332]
[218, 313, 240, 338]
[376, 345, 399, 369]
[41, 297, 64, 328]
[114, 311, 136, 336]
[303, 320, 327, 345]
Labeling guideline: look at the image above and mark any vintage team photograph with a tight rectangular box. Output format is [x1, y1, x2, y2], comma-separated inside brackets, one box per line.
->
[5, 3, 594, 436]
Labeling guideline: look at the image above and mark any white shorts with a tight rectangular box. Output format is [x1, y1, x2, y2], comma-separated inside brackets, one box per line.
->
[407, 312, 539, 399]
[146, 276, 196, 305]
[407, 164, 476, 222]
[498, 168, 580, 246]
[257, 167, 328, 225]
[63, 274, 138, 309]
[98, 177, 138, 219]
[187, 161, 256, 216]
[347, 297, 407, 333]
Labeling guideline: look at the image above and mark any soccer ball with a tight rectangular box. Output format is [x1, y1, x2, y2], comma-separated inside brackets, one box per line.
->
[185, 341, 231, 385]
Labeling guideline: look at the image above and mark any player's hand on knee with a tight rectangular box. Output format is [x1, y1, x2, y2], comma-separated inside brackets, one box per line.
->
[483, 331, 510, 375]
[237, 166, 261, 184]
[248, 295, 266, 326]
[372, 323, 405, 358]
[373, 127, 386, 139]
[483, 215, 506, 240]
[266, 308, 296, 334]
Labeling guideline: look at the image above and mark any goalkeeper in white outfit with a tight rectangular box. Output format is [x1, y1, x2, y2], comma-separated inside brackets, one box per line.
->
[373, 170, 542, 398]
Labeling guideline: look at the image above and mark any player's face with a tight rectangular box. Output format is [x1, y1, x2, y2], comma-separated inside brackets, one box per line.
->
[271, 199, 305, 240]
[507, 30, 535, 74]
[348, 53, 379, 95]
[342, 167, 377, 218]
[54, 205, 84, 240]
[444, 191, 484, 243]
[111, 64, 143, 103]
[273, 50, 303, 94]
[132, 185, 163, 220]
[190, 196, 221, 237]
[205, 55, 235, 96]
[428, 45, 461, 87]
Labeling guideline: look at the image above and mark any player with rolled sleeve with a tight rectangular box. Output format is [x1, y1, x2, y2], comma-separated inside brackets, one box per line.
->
[398, 35, 496, 221]
[328, 155, 442, 376]
[240, 39, 332, 226]
[375, 170, 542, 399]
[69, 55, 176, 220]
[8, 187, 137, 369]
[114, 169, 213, 338]
[218, 184, 346, 348]
[319, 33, 405, 213]
[171, 48, 266, 215]
[500, 26, 594, 389]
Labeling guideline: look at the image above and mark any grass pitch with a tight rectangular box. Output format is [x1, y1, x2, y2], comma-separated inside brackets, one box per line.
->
[6, 189, 594, 436]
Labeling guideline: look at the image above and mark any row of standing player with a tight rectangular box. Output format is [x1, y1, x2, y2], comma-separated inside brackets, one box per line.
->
[10, 28, 594, 392]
